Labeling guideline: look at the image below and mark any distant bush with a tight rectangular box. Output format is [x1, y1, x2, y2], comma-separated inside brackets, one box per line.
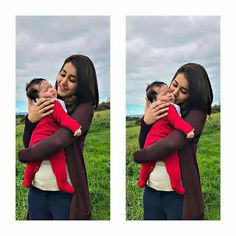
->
[90, 110, 110, 131]
[211, 104, 220, 113]
[97, 101, 110, 110]
[16, 115, 25, 125]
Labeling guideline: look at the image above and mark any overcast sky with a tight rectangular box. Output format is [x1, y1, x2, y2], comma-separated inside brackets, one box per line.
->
[126, 16, 220, 115]
[16, 16, 110, 112]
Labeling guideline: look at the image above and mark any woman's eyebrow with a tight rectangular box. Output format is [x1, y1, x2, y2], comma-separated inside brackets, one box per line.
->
[174, 79, 179, 85]
[62, 69, 77, 79]
[175, 79, 190, 91]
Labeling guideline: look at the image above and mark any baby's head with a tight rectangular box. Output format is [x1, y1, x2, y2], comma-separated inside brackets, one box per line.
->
[146, 81, 175, 103]
[26, 78, 57, 102]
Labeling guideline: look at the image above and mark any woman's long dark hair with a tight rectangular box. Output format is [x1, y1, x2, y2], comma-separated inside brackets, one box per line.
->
[56, 54, 99, 113]
[171, 63, 213, 117]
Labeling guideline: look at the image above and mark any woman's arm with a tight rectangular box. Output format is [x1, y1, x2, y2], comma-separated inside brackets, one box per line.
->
[23, 116, 38, 148]
[139, 118, 152, 149]
[18, 103, 93, 163]
[133, 109, 207, 163]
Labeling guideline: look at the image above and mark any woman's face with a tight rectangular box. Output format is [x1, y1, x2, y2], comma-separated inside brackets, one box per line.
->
[57, 62, 78, 98]
[169, 73, 190, 105]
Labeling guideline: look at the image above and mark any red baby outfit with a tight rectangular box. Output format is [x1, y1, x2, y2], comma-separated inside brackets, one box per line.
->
[22, 100, 81, 193]
[137, 104, 193, 194]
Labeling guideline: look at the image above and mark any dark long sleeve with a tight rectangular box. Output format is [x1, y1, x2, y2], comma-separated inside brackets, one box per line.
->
[23, 116, 38, 148]
[138, 117, 153, 149]
[133, 109, 207, 163]
[19, 103, 93, 163]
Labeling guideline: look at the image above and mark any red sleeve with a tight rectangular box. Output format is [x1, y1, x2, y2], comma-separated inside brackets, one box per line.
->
[18, 103, 93, 163]
[53, 100, 81, 132]
[133, 109, 206, 163]
[167, 104, 193, 135]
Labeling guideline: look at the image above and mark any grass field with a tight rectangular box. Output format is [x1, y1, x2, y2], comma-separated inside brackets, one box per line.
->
[126, 112, 220, 220]
[16, 109, 110, 220]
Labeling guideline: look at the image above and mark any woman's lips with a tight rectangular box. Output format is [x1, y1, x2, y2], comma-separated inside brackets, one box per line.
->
[59, 85, 67, 93]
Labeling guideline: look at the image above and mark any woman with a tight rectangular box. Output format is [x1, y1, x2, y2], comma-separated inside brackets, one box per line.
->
[133, 63, 213, 220]
[19, 54, 99, 220]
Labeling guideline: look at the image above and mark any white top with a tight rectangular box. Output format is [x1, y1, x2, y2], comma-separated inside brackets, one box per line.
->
[32, 160, 72, 191]
[147, 161, 173, 191]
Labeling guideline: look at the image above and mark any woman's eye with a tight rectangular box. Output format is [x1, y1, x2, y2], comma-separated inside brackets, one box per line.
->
[181, 90, 188, 95]
[173, 83, 177, 87]
[69, 78, 76, 83]
[60, 73, 66, 77]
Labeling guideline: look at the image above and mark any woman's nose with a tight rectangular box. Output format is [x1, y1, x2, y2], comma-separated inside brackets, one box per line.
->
[60, 77, 68, 85]
[172, 88, 179, 97]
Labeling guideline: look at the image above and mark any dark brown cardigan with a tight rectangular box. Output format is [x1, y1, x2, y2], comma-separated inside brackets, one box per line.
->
[133, 109, 206, 220]
[18, 103, 94, 220]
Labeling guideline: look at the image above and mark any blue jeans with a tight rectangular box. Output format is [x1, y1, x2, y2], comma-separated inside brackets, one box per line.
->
[143, 185, 184, 220]
[28, 186, 72, 220]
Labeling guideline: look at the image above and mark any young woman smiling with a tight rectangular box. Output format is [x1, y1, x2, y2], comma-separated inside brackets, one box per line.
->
[19, 54, 99, 220]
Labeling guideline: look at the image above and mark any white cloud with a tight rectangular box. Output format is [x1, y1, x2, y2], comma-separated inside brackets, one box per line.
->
[126, 16, 220, 106]
[16, 16, 110, 107]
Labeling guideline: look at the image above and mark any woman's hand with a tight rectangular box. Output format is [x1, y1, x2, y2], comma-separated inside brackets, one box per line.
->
[27, 97, 55, 123]
[143, 98, 169, 125]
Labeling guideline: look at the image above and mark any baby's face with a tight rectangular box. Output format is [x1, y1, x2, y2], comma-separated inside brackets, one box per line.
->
[38, 80, 57, 99]
[155, 85, 175, 103]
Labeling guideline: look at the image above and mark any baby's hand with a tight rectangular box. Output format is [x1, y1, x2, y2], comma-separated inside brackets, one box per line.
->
[74, 127, 82, 137]
[186, 129, 194, 139]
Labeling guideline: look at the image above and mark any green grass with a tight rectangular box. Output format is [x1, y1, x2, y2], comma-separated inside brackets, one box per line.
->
[126, 112, 220, 220]
[16, 109, 110, 220]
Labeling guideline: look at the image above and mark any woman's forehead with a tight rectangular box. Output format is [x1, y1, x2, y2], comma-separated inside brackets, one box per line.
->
[174, 73, 189, 88]
[63, 62, 77, 76]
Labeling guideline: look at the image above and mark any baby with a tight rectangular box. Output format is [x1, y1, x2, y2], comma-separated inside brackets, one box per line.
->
[137, 81, 194, 194]
[22, 78, 81, 193]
